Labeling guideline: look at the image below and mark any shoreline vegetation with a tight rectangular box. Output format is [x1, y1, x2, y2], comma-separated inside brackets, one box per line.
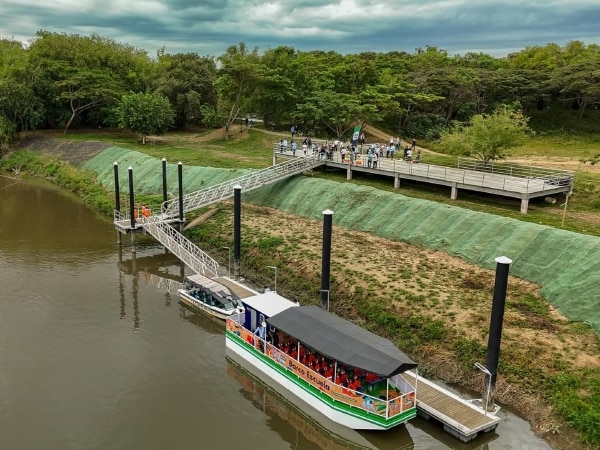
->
[2, 127, 600, 449]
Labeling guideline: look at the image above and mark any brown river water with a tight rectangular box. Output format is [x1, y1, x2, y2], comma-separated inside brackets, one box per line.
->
[0, 175, 551, 449]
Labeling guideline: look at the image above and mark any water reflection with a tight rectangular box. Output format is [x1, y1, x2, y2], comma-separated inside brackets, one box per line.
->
[0, 176, 114, 265]
[226, 358, 390, 450]
[117, 245, 185, 329]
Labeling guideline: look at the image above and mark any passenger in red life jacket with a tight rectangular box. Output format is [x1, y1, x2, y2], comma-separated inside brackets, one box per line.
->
[301, 354, 309, 366]
[313, 361, 321, 374]
[324, 364, 333, 380]
[290, 346, 298, 360]
[349, 375, 363, 392]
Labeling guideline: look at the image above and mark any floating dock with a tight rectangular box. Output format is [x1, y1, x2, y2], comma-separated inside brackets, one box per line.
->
[401, 371, 500, 442]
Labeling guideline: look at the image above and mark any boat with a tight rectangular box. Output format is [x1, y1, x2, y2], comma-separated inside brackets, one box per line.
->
[178, 273, 244, 320]
[226, 292, 418, 431]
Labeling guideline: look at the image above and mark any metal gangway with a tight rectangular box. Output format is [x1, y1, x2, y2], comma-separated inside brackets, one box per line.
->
[117, 156, 325, 277]
[162, 156, 325, 217]
[139, 216, 220, 277]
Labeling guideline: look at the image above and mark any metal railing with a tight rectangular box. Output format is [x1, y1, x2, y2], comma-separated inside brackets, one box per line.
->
[139, 216, 219, 277]
[161, 156, 325, 218]
[273, 145, 574, 194]
[457, 157, 574, 186]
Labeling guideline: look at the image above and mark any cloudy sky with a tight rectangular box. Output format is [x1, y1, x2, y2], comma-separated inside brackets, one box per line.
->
[1, 0, 599, 57]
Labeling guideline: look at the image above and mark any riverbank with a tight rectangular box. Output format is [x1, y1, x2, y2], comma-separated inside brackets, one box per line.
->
[3, 135, 599, 449]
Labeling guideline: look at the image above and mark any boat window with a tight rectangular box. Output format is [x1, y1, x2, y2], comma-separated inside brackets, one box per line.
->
[259, 313, 265, 327]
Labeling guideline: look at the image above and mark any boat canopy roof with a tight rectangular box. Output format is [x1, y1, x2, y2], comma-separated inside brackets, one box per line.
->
[186, 274, 234, 299]
[241, 291, 298, 317]
[266, 305, 417, 377]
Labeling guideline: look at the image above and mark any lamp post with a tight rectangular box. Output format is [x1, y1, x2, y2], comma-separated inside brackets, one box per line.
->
[475, 362, 492, 416]
[222, 246, 231, 278]
[266, 265, 278, 292]
[320, 289, 330, 311]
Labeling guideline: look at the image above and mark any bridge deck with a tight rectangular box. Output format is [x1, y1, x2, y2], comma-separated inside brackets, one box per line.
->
[274, 149, 573, 211]
[400, 371, 500, 442]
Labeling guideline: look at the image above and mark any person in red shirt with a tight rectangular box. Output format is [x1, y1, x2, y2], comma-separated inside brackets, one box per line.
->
[349, 375, 363, 392]
[313, 361, 321, 374]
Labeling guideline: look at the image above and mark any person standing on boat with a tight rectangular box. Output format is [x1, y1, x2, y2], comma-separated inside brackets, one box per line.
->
[254, 321, 267, 352]
[254, 321, 267, 339]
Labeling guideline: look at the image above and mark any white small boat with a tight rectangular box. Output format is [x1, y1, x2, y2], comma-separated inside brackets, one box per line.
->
[178, 274, 244, 320]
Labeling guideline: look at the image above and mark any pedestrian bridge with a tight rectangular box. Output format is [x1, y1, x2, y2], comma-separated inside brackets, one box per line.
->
[114, 155, 325, 276]
[273, 144, 574, 214]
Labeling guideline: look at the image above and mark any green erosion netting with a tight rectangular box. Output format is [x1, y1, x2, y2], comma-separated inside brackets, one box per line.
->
[248, 178, 600, 337]
[83, 147, 252, 194]
[86, 148, 600, 336]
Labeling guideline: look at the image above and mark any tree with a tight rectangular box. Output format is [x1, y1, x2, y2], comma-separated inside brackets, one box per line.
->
[439, 106, 530, 163]
[0, 114, 16, 151]
[550, 59, 600, 121]
[295, 90, 362, 139]
[116, 93, 174, 144]
[154, 52, 217, 129]
[28, 31, 151, 130]
[215, 43, 260, 138]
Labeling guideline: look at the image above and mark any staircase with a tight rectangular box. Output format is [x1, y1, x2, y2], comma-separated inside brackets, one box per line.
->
[139, 216, 220, 277]
[119, 156, 324, 277]
[162, 156, 324, 218]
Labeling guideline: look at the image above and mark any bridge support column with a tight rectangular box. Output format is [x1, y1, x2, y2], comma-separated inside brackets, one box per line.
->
[346, 165, 352, 181]
[451, 182, 458, 200]
[520, 197, 529, 214]
[394, 174, 401, 189]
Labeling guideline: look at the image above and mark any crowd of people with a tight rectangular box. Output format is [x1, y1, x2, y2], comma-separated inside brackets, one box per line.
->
[260, 331, 383, 393]
[278, 135, 421, 166]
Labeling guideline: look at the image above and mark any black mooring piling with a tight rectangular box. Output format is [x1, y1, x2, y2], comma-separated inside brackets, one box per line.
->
[233, 185, 242, 279]
[162, 158, 168, 205]
[177, 162, 184, 227]
[113, 162, 120, 212]
[128, 166, 135, 229]
[128, 166, 136, 253]
[484, 255, 512, 409]
[320, 209, 334, 310]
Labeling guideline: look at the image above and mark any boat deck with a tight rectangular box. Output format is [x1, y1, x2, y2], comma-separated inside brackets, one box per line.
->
[400, 371, 500, 442]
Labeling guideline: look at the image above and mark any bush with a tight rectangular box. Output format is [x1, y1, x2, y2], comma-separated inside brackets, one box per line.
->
[403, 114, 448, 140]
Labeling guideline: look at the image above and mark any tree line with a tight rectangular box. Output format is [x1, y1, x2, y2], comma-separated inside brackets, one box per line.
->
[0, 31, 599, 147]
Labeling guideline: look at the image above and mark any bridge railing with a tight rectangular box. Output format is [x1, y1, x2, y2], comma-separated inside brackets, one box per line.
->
[456, 157, 575, 185]
[139, 216, 220, 277]
[161, 156, 324, 218]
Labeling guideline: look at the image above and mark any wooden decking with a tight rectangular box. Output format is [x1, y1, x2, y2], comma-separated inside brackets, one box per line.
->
[401, 371, 500, 442]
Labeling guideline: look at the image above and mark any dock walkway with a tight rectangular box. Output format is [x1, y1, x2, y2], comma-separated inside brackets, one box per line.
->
[401, 371, 500, 442]
[213, 277, 258, 299]
[273, 145, 574, 213]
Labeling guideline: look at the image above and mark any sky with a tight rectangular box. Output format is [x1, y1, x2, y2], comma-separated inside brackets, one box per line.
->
[1, 0, 599, 58]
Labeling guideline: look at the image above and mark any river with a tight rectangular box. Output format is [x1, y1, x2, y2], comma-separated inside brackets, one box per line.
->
[0, 175, 551, 449]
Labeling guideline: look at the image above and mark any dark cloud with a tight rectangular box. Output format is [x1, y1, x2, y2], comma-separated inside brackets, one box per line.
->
[0, 0, 598, 57]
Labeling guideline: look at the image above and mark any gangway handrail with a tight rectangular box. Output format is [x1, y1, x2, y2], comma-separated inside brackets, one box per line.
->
[162, 156, 325, 218]
[139, 216, 219, 277]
